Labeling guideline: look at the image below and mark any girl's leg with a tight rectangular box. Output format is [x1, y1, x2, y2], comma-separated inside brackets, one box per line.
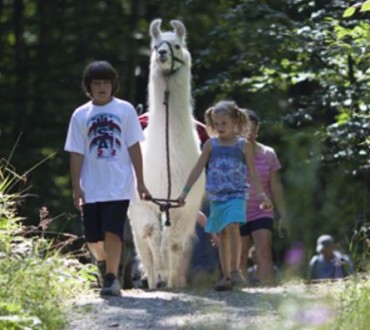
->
[240, 234, 253, 279]
[229, 223, 242, 272]
[218, 226, 231, 279]
[252, 229, 274, 285]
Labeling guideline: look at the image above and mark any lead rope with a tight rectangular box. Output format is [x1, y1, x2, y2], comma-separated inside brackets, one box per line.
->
[145, 77, 181, 226]
[164, 78, 171, 204]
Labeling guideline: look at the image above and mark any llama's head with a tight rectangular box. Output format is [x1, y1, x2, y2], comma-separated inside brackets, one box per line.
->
[149, 19, 190, 75]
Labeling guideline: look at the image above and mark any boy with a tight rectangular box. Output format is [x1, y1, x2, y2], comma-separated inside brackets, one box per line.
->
[307, 234, 354, 281]
[65, 60, 150, 296]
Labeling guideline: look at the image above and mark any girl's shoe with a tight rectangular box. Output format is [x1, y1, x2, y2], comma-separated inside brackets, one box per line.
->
[230, 270, 247, 287]
[213, 277, 232, 291]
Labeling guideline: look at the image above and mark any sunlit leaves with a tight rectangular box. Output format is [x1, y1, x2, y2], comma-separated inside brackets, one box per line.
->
[343, 7, 356, 18]
[343, 1, 370, 17]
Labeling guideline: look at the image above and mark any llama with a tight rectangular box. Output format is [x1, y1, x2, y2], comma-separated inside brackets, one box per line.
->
[129, 19, 205, 289]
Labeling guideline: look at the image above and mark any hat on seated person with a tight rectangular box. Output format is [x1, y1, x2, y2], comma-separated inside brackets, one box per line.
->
[316, 234, 334, 253]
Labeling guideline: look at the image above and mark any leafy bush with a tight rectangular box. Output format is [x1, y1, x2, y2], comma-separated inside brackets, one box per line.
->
[0, 154, 93, 329]
[333, 277, 370, 329]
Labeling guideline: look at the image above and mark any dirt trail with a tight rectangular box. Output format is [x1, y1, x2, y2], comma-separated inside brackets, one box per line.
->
[67, 283, 336, 329]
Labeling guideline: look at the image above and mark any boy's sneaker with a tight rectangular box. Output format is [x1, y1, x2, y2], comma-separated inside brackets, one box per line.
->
[230, 270, 247, 288]
[213, 277, 232, 291]
[100, 273, 121, 296]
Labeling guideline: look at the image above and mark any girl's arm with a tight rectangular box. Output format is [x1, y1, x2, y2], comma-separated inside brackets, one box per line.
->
[178, 140, 212, 203]
[244, 141, 273, 210]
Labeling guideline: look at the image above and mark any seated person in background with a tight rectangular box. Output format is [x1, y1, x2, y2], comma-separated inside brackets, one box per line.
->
[307, 234, 354, 281]
[188, 200, 220, 288]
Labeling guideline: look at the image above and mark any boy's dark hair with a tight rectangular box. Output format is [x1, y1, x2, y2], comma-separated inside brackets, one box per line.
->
[246, 109, 260, 124]
[82, 61, 119, 97]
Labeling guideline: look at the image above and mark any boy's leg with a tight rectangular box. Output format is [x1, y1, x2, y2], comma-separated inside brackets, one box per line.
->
[88, 241, 106, 261]
[87, 241, 106, 286]
[100, 232, 122, 296]
[82, 204, 107, 286]
[100, 200, 129, 296]
[104, 232, 122, 277]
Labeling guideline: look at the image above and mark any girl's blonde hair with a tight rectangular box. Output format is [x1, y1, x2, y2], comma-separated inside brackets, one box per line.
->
[204, 100, 250, 137]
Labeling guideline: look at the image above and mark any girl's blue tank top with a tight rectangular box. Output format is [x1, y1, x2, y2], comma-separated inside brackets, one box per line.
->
[206, 137, 249, 201]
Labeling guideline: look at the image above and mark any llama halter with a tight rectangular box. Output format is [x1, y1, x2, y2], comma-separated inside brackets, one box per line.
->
[154, 40, 184, 76]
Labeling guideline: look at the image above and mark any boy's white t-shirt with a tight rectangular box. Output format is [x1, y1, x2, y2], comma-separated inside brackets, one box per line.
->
[64, 97, 144, 203]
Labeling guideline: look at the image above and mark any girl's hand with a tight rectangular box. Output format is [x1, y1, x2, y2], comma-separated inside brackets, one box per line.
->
[278, 218, 290, 237]
[257, 192, 273, 211]
[177, 192, 187, 206]
[259, 198, 273, 211]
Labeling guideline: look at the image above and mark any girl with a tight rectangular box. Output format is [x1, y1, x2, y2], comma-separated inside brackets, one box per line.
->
[178, 100, 272, 291]
[239, 110, 288, 286]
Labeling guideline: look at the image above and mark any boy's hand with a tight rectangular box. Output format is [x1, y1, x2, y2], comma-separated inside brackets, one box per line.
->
[73, 187, 84, 211]
[137, 183, 151, 200]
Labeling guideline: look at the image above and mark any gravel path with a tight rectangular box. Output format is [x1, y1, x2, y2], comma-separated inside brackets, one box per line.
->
[67, 283, 336, 329]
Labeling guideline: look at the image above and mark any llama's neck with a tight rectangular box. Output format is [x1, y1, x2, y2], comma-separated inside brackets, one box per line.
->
[148, 66, 194, 126]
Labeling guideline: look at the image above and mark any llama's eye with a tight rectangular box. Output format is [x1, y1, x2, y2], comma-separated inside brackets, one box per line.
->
[175, 44, 180, 49]
[154, 45, 159, 50]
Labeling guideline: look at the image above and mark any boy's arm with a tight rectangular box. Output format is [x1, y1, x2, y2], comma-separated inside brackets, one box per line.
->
[70, 152, 84, 210]
[128, 142, 151, 199]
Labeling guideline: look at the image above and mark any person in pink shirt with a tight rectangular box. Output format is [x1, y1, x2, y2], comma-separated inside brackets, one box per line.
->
[239, 110, 289, 285]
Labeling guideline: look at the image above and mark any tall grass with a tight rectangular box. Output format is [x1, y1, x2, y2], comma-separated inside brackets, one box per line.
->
[332, 277, 370, 329]
[0, 154, 92, 329]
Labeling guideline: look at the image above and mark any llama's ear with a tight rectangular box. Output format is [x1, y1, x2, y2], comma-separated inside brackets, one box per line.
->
[171, 20, 186, 40]
[150, 19, 162, 39]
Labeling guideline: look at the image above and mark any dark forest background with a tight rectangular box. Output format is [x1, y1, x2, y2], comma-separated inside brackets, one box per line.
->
[1, 0, 369, 271]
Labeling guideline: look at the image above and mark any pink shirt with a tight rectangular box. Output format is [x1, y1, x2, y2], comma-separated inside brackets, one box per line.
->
[247, 144, 281, 222]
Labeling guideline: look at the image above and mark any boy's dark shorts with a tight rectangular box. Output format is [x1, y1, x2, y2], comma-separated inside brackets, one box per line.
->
[239, 217, 273, 237]
[82, 200, 129, 242]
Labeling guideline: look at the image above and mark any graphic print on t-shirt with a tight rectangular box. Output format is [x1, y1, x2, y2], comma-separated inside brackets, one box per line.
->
[87, 113, 122, 159]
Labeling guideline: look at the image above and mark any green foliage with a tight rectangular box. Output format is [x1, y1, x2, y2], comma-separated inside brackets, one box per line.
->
[191, 0, 369, 257]
[0, 156, 91, 329]
[344, 1, 370, 18]
[333, 277, 370, 329]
